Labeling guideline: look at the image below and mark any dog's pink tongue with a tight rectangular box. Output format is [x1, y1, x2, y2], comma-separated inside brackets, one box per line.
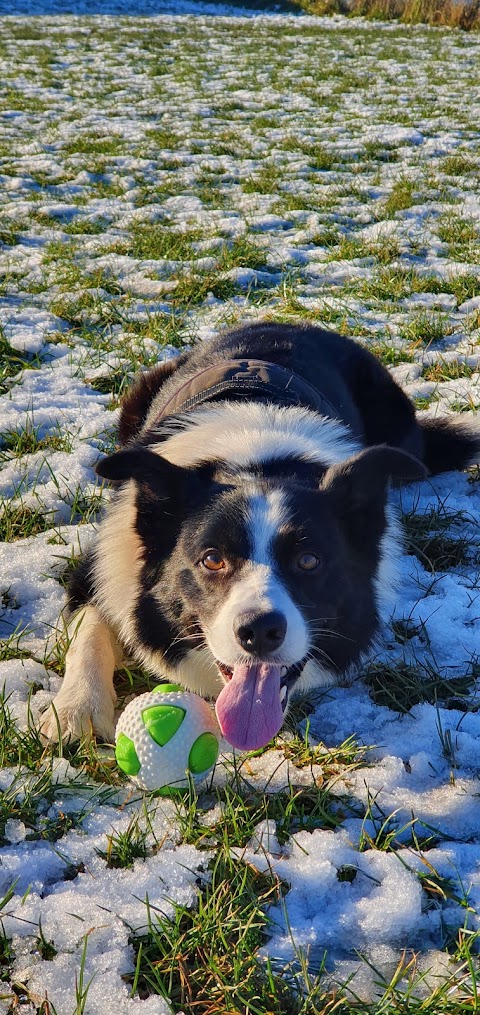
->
[215, 662, 283, 751]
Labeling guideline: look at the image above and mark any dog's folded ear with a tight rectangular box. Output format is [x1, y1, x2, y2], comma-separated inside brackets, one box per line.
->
[95, 446, 183, 485]
[320, 446, 427, 509]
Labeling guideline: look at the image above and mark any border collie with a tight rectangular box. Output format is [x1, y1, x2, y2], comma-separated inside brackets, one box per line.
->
[40, 322, 479, 751]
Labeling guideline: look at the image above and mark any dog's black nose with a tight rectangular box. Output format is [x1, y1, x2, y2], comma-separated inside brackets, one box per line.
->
[234, 611, 287, 655]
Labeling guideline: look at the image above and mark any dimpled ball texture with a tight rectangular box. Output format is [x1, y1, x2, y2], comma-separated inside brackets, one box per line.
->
[115, 683, 220, 793]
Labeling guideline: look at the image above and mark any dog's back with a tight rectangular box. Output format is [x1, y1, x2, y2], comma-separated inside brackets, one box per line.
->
[119, 321, 479, 474]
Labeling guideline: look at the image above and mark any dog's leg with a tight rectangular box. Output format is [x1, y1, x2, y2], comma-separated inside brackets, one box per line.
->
[39, 605, 123, 743]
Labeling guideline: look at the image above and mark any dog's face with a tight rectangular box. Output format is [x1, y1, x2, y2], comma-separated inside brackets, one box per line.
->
[174, 476, 354, 750]
[97, 443, 424, 750]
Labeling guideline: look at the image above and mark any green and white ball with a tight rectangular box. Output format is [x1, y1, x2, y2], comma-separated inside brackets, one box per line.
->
[115, 683, 220, 793]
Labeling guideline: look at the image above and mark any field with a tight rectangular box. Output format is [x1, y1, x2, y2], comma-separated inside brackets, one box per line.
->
[1, 9, 480, 1013]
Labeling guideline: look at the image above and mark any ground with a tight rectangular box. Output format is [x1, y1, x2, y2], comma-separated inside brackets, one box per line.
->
[0, 8, 480, 1014]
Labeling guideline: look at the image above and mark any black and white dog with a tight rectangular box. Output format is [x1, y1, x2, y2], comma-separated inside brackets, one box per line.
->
[40, 322, 479, 750]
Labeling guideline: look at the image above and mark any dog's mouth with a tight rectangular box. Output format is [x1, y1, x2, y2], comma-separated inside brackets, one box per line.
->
[214, 659, 305, 752]
[217, 661, 234, 681]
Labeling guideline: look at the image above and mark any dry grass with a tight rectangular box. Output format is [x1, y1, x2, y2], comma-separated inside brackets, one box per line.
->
[292, 0, 480, 29]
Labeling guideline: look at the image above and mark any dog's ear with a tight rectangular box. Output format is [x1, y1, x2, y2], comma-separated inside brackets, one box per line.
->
[320, 446, 427, 510]
[95, 447, 182, 486]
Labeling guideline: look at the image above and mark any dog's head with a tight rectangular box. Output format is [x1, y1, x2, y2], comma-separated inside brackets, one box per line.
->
[96, 411, 425, 751]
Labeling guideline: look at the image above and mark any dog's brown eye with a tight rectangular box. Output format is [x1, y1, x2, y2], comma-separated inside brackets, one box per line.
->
[296, 552, 320, 571]
[202, 550, 225, 572]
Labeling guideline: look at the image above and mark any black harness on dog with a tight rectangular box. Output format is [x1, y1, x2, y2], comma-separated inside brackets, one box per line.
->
[155, 358, 340, 423]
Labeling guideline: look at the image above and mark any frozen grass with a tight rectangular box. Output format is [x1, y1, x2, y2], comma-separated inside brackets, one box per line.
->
[1, 10, 480, 1015]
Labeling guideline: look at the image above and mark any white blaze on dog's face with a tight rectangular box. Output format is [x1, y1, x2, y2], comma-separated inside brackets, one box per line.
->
[198, 484, 310, 753]
[205, 487, 308, 669]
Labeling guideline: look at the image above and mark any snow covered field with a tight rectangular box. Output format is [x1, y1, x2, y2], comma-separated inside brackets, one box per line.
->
[0, 9, 480, 1012]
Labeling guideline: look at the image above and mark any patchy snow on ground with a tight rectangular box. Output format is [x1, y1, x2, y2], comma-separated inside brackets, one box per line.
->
[0, 7, 480, 1012]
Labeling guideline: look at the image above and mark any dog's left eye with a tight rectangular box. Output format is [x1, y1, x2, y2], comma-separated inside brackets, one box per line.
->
[202, 550, 226, 571]
[296, 552, 320, 571]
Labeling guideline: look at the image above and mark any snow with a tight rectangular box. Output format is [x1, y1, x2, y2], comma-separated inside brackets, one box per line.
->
[8, 837, 202, 1015]
[1, 5, 480, 1011]
[0, 306, 67, 356]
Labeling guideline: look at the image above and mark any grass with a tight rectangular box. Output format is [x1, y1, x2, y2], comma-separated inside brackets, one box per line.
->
[185, 780, 340, 850]
[218, 236, 269, 272]
[368, 341, 414, 366]
[292, 0, 480, 28]
[440, 154, 479, 176]
[438, 214, 479, 260]
[86, 368, 134, 400]
[122, 751, 480, 1013]
[49, 284, 124, 328]
[350, 269, 442, 302]
[97, 814, 149, 868]
[0, 224, 18, 246]
[402, 505, 476, 573]
[0, 692, 47, 771]
[400, 312, 452, 346]
[351, 269, 479, 316]
[366, 236, 402, 265]
[127, 222, 203, 261]
[1, 89, 49, 112]
[383, 177, 416, 217]
[0, 688, 121, 786]
[0, 333, 43, 395]
[62, 217, 112, 236]
[448, 274, 480, 305]
[129, 313, 193, 349]
[421, 359, 475, 382]
[61, 133, 125, 157]
[365, 659, 477, 713]
[0, 762, 75, 844]
[0, 501, 55, 542]
[363, 140, 399, 163]
[65, 484, 105, 526]
[171, 271, 241, 307]
[0, 625, 32, 662]
[281, 729, 372, 773]
[450, 395, 480, 413]
[0, 423, 74, 460]
[413, 392, 441, 409]
[127, 852, 309, 1013]
[243, 165, 284, 195]
[119, 735, 372, 1004]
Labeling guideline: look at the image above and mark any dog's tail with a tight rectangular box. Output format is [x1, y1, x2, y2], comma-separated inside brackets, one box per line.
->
[418, 415, 480, 475]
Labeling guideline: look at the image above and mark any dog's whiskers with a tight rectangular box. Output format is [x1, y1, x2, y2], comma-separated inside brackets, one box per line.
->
[307, 622, 353, 644]
[167, 626, 204, 650]
[303, 645, 337, 672]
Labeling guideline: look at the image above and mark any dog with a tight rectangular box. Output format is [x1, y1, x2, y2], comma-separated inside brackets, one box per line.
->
[39, 321, 479, 750]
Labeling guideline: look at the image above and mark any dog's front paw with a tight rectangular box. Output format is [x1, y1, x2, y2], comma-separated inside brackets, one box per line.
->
[39, 690, 116, 744]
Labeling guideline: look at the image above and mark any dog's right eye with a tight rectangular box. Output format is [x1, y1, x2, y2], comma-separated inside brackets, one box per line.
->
[201, 550, 226, 572]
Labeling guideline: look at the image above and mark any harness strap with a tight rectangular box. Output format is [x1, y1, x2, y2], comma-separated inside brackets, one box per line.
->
[154, 358, 340, 423]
